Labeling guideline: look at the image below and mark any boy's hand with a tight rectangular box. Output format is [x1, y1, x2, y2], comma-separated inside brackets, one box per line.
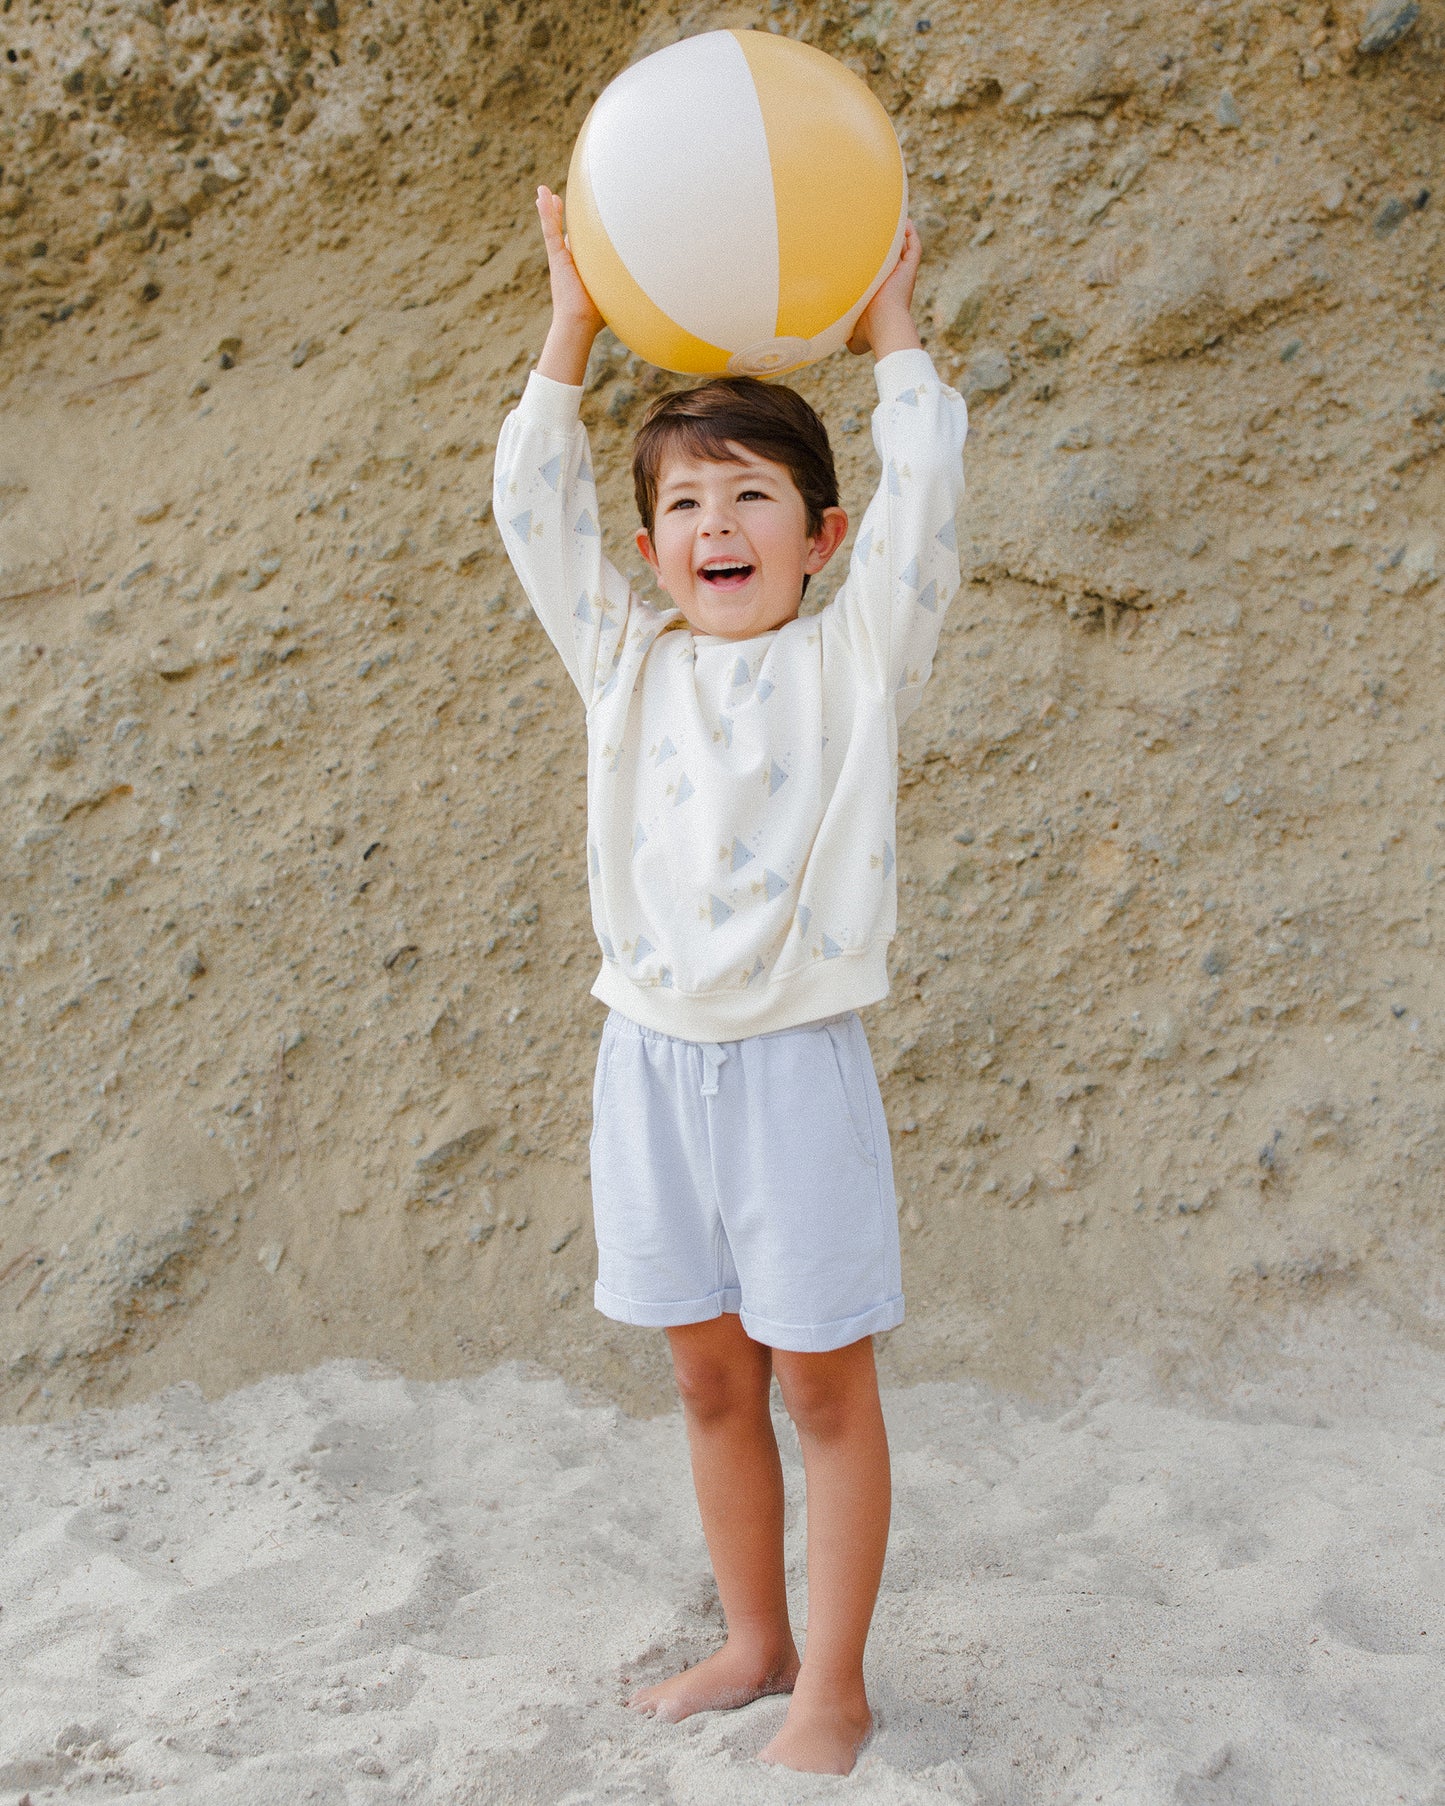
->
[847, 219, 923, 360]
[538, 185, 604, 335]
[535, 184, 606, 387]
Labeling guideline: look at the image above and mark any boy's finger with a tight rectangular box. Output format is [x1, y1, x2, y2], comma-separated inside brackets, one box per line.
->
[538, 214, 568, 262]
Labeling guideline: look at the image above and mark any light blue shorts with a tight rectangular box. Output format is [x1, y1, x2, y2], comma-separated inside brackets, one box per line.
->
[588, 1009, 903, 1354]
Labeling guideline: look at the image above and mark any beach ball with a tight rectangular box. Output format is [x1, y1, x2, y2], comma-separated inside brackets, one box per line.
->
[565, 29, 907, 377]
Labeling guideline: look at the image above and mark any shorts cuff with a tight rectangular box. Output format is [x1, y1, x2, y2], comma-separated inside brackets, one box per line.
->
[739, 1295, 905, 1353]
[594, 1280, 743, 1329]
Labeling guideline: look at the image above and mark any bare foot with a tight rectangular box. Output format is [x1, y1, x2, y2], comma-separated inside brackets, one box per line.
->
[626, 1641, 800, 1724]
[759, 1694, 874, 1775]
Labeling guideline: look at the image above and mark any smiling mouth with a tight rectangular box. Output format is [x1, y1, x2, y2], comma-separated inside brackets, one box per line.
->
[698, 562, 755, 590]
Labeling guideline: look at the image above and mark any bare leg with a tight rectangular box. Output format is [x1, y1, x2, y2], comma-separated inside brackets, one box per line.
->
[759, 1336, 890, 1775]
[627, 1314, 800, 1722]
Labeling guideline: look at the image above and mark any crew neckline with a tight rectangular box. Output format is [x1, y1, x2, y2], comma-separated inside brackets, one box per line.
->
[691, 627, 783, 648]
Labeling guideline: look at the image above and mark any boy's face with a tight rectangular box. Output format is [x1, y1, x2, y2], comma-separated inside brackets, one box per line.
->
[635, 444, 848, 641]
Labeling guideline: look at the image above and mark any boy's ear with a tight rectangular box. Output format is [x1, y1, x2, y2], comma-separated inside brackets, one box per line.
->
[635, 527, 660, 571]
[804, 507, 850, 576]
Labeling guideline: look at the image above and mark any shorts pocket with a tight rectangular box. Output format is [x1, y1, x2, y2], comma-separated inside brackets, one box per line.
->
[588, 1016, 616, 1151]
[821, 1017, 879, 1167]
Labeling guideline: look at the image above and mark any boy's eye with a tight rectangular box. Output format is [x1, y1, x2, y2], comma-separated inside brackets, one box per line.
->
[738, 489, 768, 502]
[668, 497, 697, 511]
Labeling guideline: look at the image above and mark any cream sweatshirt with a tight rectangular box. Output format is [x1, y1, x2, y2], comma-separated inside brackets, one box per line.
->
[493, 346, 968, 1042]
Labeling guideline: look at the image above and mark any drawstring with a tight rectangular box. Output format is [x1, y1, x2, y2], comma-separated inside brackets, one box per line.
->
[699, 1043, 728, 1097]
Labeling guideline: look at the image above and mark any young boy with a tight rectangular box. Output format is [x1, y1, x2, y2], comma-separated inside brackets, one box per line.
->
[493, 186, 967, 1775]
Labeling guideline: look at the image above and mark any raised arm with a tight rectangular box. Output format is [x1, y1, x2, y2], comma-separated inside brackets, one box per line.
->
[846, 218, 924, 362]
[829, 223, 968, 720]
[493, 188, 632, 705]
[535, 185, 604, 385]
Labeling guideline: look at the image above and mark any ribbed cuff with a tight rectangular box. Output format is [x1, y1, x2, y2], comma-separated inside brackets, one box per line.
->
[874, 346, 939, 404]
[520, 368, 583, 430]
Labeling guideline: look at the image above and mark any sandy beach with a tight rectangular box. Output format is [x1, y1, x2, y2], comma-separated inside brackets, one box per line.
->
[4, 1313, 1443, 1804]
[3, 2, 1443, 1799]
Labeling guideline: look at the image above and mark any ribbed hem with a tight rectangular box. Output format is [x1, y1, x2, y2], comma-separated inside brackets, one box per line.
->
[741, 1295, 904, 1354]
[589, 944, 890, 1042]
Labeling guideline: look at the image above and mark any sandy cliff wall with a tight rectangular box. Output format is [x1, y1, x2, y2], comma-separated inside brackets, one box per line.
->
[0, 0, 1441, 1421]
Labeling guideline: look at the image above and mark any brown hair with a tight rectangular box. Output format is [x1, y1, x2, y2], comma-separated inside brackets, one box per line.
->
[631, 376, 839, 538]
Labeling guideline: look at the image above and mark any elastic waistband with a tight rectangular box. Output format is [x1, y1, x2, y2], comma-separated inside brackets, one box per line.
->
[604, 1008, 858, 1050]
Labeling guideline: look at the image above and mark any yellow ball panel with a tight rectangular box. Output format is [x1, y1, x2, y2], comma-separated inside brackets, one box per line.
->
[734, 30, 905, 341]
[566, 114, 733, 377]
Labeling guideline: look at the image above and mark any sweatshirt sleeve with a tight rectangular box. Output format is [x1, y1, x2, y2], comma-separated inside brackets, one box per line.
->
[492, 370, 633, 707]
[825, 347, 968, 726]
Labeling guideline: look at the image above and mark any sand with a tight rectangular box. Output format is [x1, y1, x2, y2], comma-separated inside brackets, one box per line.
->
[2, 7, 1443, 1794]
[3, 1310, 1443, 1804]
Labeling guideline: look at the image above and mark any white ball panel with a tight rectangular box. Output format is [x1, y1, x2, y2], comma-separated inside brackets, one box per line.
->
[583, 32, 780, 353]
